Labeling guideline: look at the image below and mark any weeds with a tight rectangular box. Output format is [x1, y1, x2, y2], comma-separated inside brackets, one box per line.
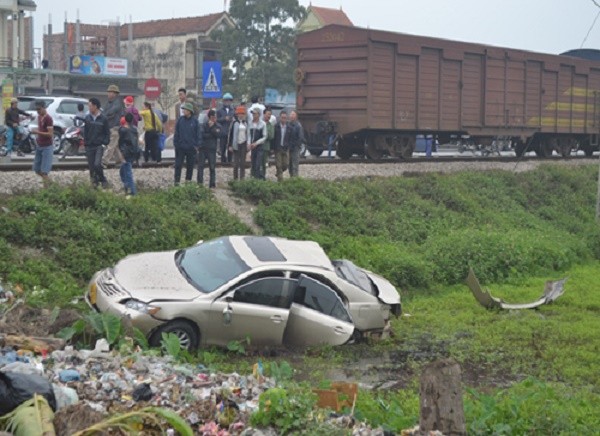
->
[1, 165, 599, 432]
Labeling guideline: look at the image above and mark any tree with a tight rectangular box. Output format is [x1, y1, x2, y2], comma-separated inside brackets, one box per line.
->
[214, 0, 305, 100]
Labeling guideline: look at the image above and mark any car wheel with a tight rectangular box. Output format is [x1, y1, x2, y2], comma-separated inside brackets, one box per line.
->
[299, 142, 307, 158]
[53, 131, 63, 154]
[149, 320, 199, 351]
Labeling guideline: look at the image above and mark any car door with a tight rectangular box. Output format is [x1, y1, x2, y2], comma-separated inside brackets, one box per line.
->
[284, 274, 354, 347]
[207, 277, 295, 347]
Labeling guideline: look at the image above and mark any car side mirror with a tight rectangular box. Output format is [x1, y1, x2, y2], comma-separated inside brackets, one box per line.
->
[222, 303, 233, 325]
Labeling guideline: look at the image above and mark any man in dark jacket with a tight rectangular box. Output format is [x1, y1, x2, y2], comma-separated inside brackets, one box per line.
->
[104, 84, 124, 128]
[4, 98, 32, 156]
[83, 97, 111, 188]
[198, 109, 222, 188]
[288, 110, 304, 178]
[102, 84, 125, 165]
[273, 111, 291, 182]
[174, 102, 202, 185]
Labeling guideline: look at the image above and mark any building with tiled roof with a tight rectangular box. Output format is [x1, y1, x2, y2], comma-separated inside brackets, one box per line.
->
[42, 12, 235, 107]
[297, 4, 353, 33]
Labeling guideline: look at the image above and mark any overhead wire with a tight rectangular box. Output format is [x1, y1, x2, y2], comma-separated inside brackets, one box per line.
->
[581, 0, 600, 48]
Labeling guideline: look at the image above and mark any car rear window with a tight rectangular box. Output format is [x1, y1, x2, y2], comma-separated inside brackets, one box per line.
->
[17, 99, 36, 111]
[58, 101, 84, 114]
[243, 236, 286, 262]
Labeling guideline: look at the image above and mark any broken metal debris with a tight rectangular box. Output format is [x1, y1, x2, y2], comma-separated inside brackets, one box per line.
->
[466, 268, 567, 310]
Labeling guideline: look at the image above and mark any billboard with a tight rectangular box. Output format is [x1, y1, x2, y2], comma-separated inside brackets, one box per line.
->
[2, 78, 14, 112]
[69, 55, 128, 76]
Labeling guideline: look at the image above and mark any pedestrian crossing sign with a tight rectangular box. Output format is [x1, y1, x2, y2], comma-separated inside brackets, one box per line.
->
[202, 61, 222, 98]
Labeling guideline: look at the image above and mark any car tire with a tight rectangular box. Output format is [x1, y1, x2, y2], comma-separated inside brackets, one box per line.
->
[53, 131, 63, 154]
[149, 320, 199, 351]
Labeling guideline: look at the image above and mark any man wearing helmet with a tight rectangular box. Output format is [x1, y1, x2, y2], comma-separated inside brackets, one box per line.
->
[217, 92, 234, 163]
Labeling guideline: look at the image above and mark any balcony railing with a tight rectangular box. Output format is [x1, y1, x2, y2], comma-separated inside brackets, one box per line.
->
[0, 58, 34, 69]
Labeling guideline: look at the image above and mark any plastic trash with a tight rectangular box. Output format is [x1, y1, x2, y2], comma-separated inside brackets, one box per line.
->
[58, 369, 81, 382]
[132, 383, 153, 402]
[94, 338, 110, 353]
[0, 360, 44, 375]
[0, 350, 18, 367]
[0, 371, 56, 415]
[53, 384, 79, 409]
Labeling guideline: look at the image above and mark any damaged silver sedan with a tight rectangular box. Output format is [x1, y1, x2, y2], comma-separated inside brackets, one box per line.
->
[85, 236, 401, 350]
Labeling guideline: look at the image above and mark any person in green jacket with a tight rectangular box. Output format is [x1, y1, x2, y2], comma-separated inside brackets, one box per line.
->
[262, 108, 275, 179]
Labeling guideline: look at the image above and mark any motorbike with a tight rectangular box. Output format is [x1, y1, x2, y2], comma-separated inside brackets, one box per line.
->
[59, 119, 85, 159]
[0, 120, 37, 157]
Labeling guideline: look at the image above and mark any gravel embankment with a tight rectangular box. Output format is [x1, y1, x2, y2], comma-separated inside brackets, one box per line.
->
[0, 158, 596, 195]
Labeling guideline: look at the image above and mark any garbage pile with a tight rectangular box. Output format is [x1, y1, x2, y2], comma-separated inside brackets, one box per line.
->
[0, 339, 388, 435]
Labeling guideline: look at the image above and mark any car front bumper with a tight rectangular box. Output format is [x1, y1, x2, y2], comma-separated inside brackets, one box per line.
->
[85, 271, 165, 336]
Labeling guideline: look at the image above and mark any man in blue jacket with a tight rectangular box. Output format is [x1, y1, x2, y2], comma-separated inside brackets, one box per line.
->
[174, 102, 201, 185]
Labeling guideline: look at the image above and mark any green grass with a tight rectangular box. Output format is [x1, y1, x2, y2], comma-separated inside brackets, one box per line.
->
[0, 163, 599, 433]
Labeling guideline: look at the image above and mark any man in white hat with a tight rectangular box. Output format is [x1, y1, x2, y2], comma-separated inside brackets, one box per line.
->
[102, 84, 125, 165]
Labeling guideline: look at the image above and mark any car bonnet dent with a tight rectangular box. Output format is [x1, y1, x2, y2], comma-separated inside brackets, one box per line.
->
[466, 268, 567, 310]
[113, 251, 200, 301]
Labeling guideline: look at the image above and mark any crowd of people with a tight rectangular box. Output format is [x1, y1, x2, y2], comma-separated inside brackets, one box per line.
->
[3, 84, 306, 194]
[173, 87, 305, 187]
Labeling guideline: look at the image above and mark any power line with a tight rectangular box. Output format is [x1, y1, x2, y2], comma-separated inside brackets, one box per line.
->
[582, 0, 600, 48]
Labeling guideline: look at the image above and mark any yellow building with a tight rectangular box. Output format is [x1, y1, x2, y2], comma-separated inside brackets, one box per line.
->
[297, 4, 353, 33]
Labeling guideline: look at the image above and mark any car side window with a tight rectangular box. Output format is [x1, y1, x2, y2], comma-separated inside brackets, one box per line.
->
[294, 275, 352, 323]
[233, 277, 296, 309]
[58, 101, 81, 114]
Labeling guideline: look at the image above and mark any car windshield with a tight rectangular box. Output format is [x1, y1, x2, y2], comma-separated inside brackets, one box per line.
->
[333, 259, 375, 295]
[176, 237, 249, 293]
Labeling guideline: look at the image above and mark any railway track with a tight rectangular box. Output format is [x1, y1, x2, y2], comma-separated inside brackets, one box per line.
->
[0, 152, 593, 172]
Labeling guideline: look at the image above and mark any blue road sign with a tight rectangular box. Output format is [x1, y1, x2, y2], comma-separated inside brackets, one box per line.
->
[202, 61, 222, 98]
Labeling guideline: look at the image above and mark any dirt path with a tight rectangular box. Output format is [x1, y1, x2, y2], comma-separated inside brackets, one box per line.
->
[211, 187, 262, 235]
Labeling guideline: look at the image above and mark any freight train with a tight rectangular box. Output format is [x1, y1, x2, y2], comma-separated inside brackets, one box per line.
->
[295, 25, 600, 159]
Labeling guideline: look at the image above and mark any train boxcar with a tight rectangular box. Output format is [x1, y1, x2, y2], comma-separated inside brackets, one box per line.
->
[295, 24, 600, 159]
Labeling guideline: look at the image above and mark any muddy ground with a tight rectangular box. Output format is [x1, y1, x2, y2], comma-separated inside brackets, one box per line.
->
[0, 303, 517, 396]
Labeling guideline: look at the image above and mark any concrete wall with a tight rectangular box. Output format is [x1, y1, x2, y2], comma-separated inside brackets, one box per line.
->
[123, 35, 188, 85]
[5, 16, 33, 61]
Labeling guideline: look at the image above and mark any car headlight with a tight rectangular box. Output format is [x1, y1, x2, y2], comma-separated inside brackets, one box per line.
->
[123, 299, 161, 315]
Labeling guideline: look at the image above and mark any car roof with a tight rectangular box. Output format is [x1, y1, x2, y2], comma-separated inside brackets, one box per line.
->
[18, 96, 87, 102]
[228, 235, 334, 270]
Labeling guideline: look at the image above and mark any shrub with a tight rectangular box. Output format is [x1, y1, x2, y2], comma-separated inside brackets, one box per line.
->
[423, 229, 589, 284]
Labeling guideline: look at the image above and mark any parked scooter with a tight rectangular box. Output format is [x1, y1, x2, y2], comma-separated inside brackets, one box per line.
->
[59, 117, 85, 159]
[0, 120, 37, 157]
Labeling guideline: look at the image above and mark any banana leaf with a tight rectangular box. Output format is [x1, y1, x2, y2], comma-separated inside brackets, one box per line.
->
[71, 406, 193, 436]
[0, 394, 55, 436]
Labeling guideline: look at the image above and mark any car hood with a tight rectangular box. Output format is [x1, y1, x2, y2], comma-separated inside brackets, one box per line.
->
[113, 250, 200, 302]
[367, 271, 401, 304]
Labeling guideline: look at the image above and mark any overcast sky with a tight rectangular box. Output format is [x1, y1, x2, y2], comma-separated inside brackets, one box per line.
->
[31, 0, 599, 56]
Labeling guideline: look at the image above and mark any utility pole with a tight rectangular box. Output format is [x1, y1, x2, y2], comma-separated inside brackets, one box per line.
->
[596, 149, 600, 221]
